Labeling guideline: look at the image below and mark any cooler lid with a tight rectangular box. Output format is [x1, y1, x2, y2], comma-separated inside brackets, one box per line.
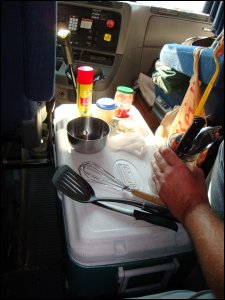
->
[54, 104, 193, 266]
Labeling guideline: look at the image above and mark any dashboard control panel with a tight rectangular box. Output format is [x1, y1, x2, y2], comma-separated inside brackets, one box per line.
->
[57, 4, 121, 54]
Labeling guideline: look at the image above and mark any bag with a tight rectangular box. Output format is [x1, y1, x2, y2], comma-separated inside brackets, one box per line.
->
[155, 47, 206, 143]
[154, 106, 180, 145]
[133, 73, 156, 107]
[155, 47, 208, 165]
[169, 47, 206, 135]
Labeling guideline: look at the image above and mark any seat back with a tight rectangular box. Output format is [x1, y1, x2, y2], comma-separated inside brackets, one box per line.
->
[157, 41, 224, 127]
[1, 1, 56, 148]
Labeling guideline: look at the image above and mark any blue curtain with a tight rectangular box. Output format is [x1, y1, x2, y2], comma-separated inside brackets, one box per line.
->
[203, 1, 224, 35]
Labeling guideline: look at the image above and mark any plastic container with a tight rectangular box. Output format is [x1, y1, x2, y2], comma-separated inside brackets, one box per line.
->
[95, 98, 118, 124]
[167, 133, 199, 171]
[114, 86, 134, 118]
[77, 66, 94, 117]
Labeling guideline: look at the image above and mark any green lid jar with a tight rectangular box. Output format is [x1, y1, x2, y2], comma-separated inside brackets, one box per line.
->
[116, 86, 134, 94]
[114, 86, 134, 118]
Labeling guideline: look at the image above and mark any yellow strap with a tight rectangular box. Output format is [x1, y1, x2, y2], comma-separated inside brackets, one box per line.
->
[194, 39, 224, 116]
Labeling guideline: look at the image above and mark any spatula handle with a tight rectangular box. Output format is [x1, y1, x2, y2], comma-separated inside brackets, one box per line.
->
[131, 189, 165, 207]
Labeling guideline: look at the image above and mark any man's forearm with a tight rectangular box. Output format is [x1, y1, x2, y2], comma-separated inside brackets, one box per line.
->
[184, 203, 224, 299]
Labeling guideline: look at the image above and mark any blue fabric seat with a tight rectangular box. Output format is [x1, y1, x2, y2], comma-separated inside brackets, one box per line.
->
[157, 42, 224, 126]
[160, 43, 224, 87]
[1, 1, 56, 148]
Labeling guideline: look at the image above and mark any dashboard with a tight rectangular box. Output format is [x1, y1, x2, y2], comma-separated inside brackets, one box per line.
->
[57, 3, 121, 65]
[55, 1, 212, 106]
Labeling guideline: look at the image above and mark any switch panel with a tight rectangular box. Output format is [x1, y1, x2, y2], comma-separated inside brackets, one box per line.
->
[57, 4, 121, 53]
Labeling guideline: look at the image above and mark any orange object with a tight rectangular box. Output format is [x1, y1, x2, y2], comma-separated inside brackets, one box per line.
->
[114, 86, 134, 118]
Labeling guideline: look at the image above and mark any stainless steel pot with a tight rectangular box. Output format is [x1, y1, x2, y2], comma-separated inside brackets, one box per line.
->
[67, 117, 110, 154]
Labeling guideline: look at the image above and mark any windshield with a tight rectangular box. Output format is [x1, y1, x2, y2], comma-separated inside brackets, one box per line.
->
[136, 1, 206, 13]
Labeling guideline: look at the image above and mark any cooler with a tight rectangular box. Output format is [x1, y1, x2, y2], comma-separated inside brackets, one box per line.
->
[53, 104, 194, 299]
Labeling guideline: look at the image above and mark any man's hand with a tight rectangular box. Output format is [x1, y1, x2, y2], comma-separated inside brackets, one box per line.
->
[151, 145, 209, 223]
[152, 145, 224, 298]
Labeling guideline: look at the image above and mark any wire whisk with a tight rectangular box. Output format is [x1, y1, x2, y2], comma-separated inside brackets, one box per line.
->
[78, 161, 165, 207]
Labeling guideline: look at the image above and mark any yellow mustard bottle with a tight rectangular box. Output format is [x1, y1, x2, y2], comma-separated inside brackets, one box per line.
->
[77, 66, 94, 117]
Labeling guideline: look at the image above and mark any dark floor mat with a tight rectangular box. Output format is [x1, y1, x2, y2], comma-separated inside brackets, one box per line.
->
[23, 167, 64, 269]
[1, 166, 65, 299]
[1, 266, 63, 299]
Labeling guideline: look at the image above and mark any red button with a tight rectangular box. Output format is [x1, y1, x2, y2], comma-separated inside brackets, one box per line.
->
[106, 19, 115, 28]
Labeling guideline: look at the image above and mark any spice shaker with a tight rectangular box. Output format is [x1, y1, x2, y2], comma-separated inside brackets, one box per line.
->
[77, 66, 94, 117]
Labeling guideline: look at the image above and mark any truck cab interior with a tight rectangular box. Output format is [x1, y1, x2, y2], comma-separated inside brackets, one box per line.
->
[1, 1, 224, 299]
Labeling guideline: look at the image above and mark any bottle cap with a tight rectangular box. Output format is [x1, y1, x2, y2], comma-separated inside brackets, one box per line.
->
[96, 98, 118, 110]
[77, 66, 94, 84]
[116, 86, 134, 94]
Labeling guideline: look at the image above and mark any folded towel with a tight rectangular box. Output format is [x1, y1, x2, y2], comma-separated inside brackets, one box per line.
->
[108, 132, 147, 158]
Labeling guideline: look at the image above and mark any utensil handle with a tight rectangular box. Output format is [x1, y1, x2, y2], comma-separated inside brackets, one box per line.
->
[176, 116, 206, 153]
[131, 189, 165, 207]
[133, 210, 178, 232]
[95, 203, 178, 231]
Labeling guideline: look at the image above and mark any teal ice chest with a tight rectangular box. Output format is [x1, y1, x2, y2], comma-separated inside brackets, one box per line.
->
[61, 195, 193, 299]
[53, 104, 194, 299]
